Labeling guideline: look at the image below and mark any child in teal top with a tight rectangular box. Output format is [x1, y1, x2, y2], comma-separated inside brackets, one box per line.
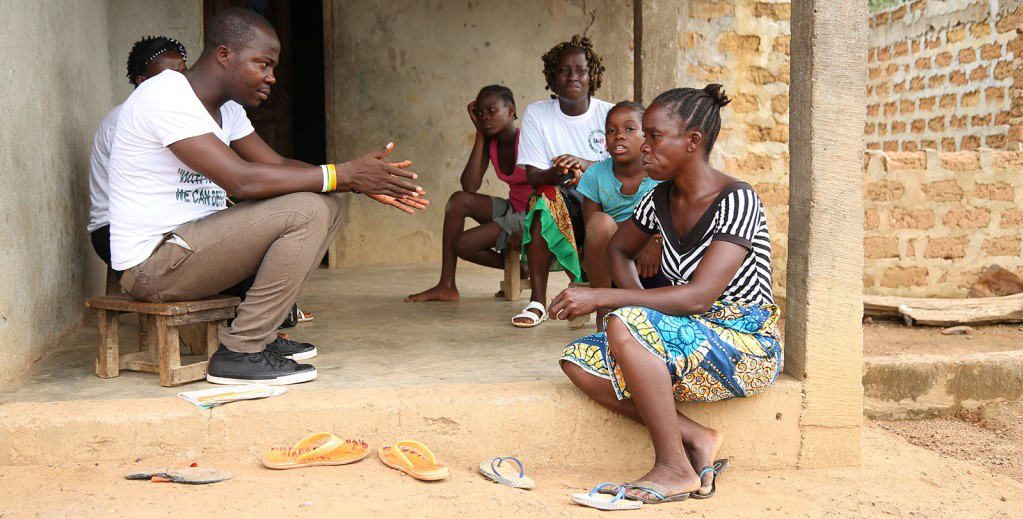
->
[580, 101, 667, 330]
[577, 158, 660, 222]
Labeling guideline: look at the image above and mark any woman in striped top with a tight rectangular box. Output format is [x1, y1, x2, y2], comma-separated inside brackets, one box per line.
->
[552, 85, 782, 505]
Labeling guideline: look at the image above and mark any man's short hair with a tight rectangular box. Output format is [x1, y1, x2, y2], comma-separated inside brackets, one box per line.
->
[204, 7, 275, 50]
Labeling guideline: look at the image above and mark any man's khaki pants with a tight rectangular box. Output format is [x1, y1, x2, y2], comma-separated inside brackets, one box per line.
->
[120, 192, 344, 353]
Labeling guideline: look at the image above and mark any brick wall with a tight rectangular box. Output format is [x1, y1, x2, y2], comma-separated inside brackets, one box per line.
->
[681, 0, 1023, 298]
[683, 0, 792, 297]
[866, 0, 1023, 152]
[864, 150, 1023, 296]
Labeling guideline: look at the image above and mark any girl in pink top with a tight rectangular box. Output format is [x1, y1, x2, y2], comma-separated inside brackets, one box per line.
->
[407, 85, 530, 302]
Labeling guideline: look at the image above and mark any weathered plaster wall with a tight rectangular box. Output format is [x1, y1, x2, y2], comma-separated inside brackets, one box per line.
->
[327, 0, 634, 266]
[0, 0, 203, 385]
[0, 0, 116, 385]
[106, 0, 203, 105]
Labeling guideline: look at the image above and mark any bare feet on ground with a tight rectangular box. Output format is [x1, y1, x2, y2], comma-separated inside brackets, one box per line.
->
[405, 285, 460, 302]
[625, 464, 702, 501]
[685, 428, 724, 496]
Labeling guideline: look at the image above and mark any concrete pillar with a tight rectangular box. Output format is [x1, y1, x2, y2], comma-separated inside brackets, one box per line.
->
[639, 0, 687, 103]
[785, 0, 867, 467]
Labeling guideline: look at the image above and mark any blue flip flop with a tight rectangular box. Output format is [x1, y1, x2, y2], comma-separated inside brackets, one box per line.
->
[691, 458, 729, 499]
[623, 481, 690, 504]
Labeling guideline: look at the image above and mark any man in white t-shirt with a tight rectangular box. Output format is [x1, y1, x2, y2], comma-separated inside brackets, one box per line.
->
[89, 36, 188, 266]
[108, 8, 428, 385]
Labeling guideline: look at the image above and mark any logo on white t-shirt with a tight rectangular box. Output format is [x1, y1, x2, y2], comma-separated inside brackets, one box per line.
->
[174, 167, 227, 208]
[588, 129, 607, 156]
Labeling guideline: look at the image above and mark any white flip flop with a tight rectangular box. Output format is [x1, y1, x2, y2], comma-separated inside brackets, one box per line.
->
[512, 301, 547, 328]
[571, 482, 642, 511]
[479, 456, 535, 490]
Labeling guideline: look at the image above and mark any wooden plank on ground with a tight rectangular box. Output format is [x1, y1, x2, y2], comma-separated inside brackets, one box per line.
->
[863, 293, 1023, 326]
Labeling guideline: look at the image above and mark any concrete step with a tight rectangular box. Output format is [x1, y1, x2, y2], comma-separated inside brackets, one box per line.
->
[0, 377, 802, 469]
[863, 351, 1023, 419]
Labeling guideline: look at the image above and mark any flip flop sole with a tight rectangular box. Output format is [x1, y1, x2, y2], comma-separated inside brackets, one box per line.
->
[570, 493, 642, 510]
[262, 449, 369, 470]
[478, 461, 536, 490]
[511, 318, 544, 328]
[378, 448, 449, 481]
[624, 482, 692, 504]
[126, 467, 232, 484]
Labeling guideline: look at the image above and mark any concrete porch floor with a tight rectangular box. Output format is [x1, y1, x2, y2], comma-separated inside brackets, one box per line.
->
[0, 264, 802, 471]
[0, 264, 588, 403]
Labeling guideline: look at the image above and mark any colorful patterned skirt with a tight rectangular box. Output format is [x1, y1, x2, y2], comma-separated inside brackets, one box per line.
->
[521, 186, 586, 282]
[560, 302, 783, 403]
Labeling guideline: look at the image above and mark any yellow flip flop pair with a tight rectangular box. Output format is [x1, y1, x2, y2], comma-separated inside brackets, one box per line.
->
[262, 434, 449, 481]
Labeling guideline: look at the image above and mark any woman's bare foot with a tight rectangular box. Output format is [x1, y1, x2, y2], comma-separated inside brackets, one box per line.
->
[684, 427, 724, 496]
[624, 463, 701, 502]
[405, 285, 460, 302]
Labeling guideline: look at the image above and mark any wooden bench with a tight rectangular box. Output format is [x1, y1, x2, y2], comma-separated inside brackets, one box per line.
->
[86, 294, 240, 387]
[500, 245, 523, 301]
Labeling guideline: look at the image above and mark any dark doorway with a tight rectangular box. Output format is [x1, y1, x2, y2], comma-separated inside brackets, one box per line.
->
[203, 0, 326, 164]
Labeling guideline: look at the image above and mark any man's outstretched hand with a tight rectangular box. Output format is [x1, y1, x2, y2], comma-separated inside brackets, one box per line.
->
[336, 143, 425, 199]
[363, 150, 429, 213]
[366, 193, 430, 214]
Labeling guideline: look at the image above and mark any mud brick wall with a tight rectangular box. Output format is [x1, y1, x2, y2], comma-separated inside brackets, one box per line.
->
[684, 0, 793, 297]
[866, 0, 1023, 152]
[863, 150, 1023, 296]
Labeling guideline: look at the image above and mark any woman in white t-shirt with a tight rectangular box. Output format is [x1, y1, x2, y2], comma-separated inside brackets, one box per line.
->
[512, 35, 614, 328]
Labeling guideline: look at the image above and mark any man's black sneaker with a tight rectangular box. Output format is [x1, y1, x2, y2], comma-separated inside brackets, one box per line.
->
[265, 336, 318, 361]
[206, 346, 317, 385]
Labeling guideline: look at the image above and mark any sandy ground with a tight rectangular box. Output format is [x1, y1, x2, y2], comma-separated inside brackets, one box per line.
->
[863, 320, 1023, 356]
[879, 400, 1023, 485]
[0, 424, 1021, 518]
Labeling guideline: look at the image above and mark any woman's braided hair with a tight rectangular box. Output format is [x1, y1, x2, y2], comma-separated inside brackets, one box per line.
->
[126, 36, 187, 86]
[477, 84, 515, 108]
[651, 84, 732, 155]
[541, 34, 605, 98]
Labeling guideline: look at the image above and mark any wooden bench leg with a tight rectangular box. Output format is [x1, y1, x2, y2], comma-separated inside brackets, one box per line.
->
[138, 314, 154, 353]
[95, 309, 120, 378]
[206, 320, 221, 359]
[156, 316, 181, 387]
[503, 246, 523, 301]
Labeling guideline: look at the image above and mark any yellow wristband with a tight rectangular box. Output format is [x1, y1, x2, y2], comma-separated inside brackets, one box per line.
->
[326, 164, 337, 191]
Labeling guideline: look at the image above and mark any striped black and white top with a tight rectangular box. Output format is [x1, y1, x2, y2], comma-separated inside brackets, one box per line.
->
[631, 181, 774, 306]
